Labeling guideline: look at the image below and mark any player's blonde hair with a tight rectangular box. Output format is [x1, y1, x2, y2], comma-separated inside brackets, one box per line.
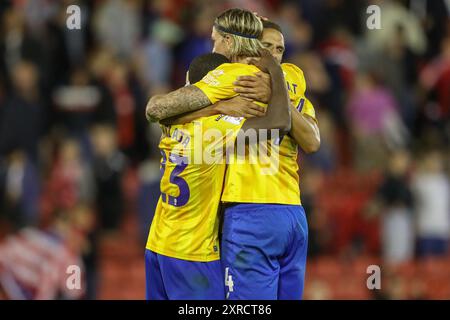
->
[214, 8, 264, 59]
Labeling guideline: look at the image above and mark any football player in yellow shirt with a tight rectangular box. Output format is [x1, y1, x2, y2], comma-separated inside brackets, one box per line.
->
[219, 19, 320, 300]
[144, 9, 292, 300]
[163, 19, 320, 300]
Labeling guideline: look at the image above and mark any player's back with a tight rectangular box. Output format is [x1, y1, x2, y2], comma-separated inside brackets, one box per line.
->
[146, 114, 244, 262]
[147, 60, 272, 262]
[221, 63, 317, 205]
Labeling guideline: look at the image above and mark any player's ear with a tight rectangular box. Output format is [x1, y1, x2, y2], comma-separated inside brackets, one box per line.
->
[224, 34, 233, 46]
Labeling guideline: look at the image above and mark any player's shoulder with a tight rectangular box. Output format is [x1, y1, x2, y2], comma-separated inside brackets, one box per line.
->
[281, 63, 305, 79]
[215, 62, 259, 75]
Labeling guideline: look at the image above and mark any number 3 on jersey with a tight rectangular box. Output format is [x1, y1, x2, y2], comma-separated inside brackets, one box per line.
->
[160, 151, 190, 207]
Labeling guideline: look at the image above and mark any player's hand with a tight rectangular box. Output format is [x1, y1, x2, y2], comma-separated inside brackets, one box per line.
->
[253, 12, 269, 21]
[213, 96, 266, 118]
[248, 49, 278, 74]
[233, 72, 271, 104]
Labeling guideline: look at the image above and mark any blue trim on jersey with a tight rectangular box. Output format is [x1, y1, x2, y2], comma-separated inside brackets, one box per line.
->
[296, 98, 305, 112]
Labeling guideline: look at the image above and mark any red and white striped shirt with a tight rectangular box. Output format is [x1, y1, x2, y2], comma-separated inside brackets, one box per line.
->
[0, 228, 85, 300]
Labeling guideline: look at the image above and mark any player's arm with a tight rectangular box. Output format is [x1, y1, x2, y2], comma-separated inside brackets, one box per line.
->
[289, 102, 320, 153]
[240, 50, 291, 134]
[160, 96, 265, 126]
[145, 85, 211, 122]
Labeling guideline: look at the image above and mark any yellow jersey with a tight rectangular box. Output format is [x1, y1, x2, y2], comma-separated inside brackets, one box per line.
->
[146, 115, 244, 261]
[221, 63, 317, 205]
[146, 63, 263, 261]
[193, 62, 266, 107]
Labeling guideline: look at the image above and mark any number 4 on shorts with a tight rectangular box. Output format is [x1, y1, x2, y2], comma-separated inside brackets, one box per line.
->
[224, 267, 234, 299]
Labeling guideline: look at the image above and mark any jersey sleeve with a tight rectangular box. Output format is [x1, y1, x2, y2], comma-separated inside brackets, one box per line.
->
[282, 63, 306, 102]
[282, 63, 317, 123]
[297, 97, 318, 123]
[287, 63, 306, 90]
[193, 63, 259, 104]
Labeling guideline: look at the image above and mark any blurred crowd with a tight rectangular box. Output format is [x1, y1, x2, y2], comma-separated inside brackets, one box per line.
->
[0, 0, 449, 299]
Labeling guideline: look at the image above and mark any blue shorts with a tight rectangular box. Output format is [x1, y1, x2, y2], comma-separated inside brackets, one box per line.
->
[145, 249, 225, 300]
[221, 203, 308, 300]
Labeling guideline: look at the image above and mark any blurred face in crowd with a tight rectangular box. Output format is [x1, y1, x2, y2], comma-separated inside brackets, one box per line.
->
[389, 150, 410, 176]
[61, 140, 81, 164]
[261, 28, 285, 63]
[3, 8, 24, 33]
[422, 151, 444, 173]
[12, 61, 38, 97]
[91, 125, 118, 157]
[109, 63, 128, 89]
[442, 36, 450, 58]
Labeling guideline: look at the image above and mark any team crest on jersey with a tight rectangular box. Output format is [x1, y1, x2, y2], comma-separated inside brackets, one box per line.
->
[201, 69, 224, 86]
[221, 115, 244, 125]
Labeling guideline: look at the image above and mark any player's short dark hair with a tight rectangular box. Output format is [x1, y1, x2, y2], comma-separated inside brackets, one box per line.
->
[262, 20, 283, 35]
[188, 53, 230, 84]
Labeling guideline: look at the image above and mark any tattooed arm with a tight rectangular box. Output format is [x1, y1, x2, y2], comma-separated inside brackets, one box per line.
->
[160, 97, 266, 126]
[145, 85, 211, 122]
